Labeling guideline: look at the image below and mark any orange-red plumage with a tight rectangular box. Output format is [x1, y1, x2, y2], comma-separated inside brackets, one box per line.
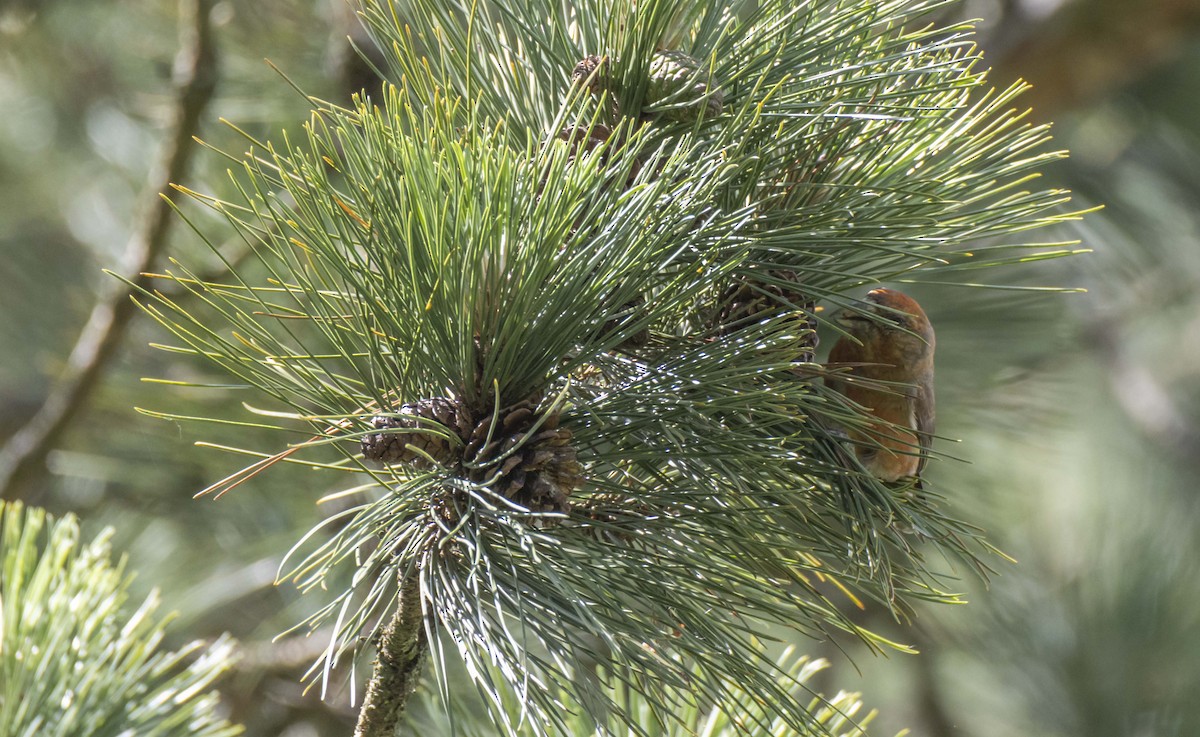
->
[825, 288, 935, 483]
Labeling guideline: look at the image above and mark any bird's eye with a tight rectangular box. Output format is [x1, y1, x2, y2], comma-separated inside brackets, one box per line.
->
[865, 306, 899, 324]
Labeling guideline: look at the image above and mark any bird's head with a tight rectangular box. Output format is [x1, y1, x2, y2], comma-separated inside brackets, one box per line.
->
[835, 288, 935, 358]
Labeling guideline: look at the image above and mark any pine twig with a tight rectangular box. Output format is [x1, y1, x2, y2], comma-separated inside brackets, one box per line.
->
[355, 572, 428, 737]
[0, 0, 219, 501]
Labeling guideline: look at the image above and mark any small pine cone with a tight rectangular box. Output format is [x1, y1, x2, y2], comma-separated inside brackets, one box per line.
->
[645, 50, 723, 123]
[571, 54, 611, 94]
[464, 398, 583, 517]
[362, 397, 473, 466]
[714, 271, 819, 361]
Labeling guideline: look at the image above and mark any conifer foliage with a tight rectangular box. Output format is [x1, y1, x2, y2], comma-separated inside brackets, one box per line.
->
[0, 503, 239, 737]
[133, 0, 1081, 733]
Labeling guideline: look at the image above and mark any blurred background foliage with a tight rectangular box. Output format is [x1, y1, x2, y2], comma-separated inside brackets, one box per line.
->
[2, 0, 1199, 735]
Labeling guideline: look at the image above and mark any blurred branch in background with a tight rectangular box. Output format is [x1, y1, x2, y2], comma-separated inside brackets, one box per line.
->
[990, 0, 1200, 116]
[0, 0, 218, 502]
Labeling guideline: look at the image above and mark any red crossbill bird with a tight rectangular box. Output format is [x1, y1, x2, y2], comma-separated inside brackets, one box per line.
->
[825, 288, 935, 483]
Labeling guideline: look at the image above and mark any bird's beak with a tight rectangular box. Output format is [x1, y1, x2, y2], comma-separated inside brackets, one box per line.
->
[834, 308, 869, 328]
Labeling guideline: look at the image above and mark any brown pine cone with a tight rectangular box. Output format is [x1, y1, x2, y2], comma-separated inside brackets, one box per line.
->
[364, 394, 584, 521]
[463, 398, 583, 516]
[571, 54, 611, 94]
[362, 397, 473, 466]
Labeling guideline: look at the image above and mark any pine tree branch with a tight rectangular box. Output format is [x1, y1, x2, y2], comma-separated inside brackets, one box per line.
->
[0, 0, 218, 501]
[0, 503, 241, 736]
[355, 572, 428, 737]
[130, 2, 1084, 732]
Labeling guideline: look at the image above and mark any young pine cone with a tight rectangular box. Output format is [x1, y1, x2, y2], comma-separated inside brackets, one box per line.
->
[571, 54, 612, 95]
[644, 50, 723, 123]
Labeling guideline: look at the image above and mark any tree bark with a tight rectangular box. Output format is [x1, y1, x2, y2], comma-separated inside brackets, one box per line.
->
[354, 572, 429, 737]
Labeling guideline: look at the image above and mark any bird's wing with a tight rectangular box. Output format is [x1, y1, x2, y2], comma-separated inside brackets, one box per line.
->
[914, 379, 935, 476]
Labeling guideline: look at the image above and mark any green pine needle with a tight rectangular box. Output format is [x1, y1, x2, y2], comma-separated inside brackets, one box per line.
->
[0, 502, 242, 737]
